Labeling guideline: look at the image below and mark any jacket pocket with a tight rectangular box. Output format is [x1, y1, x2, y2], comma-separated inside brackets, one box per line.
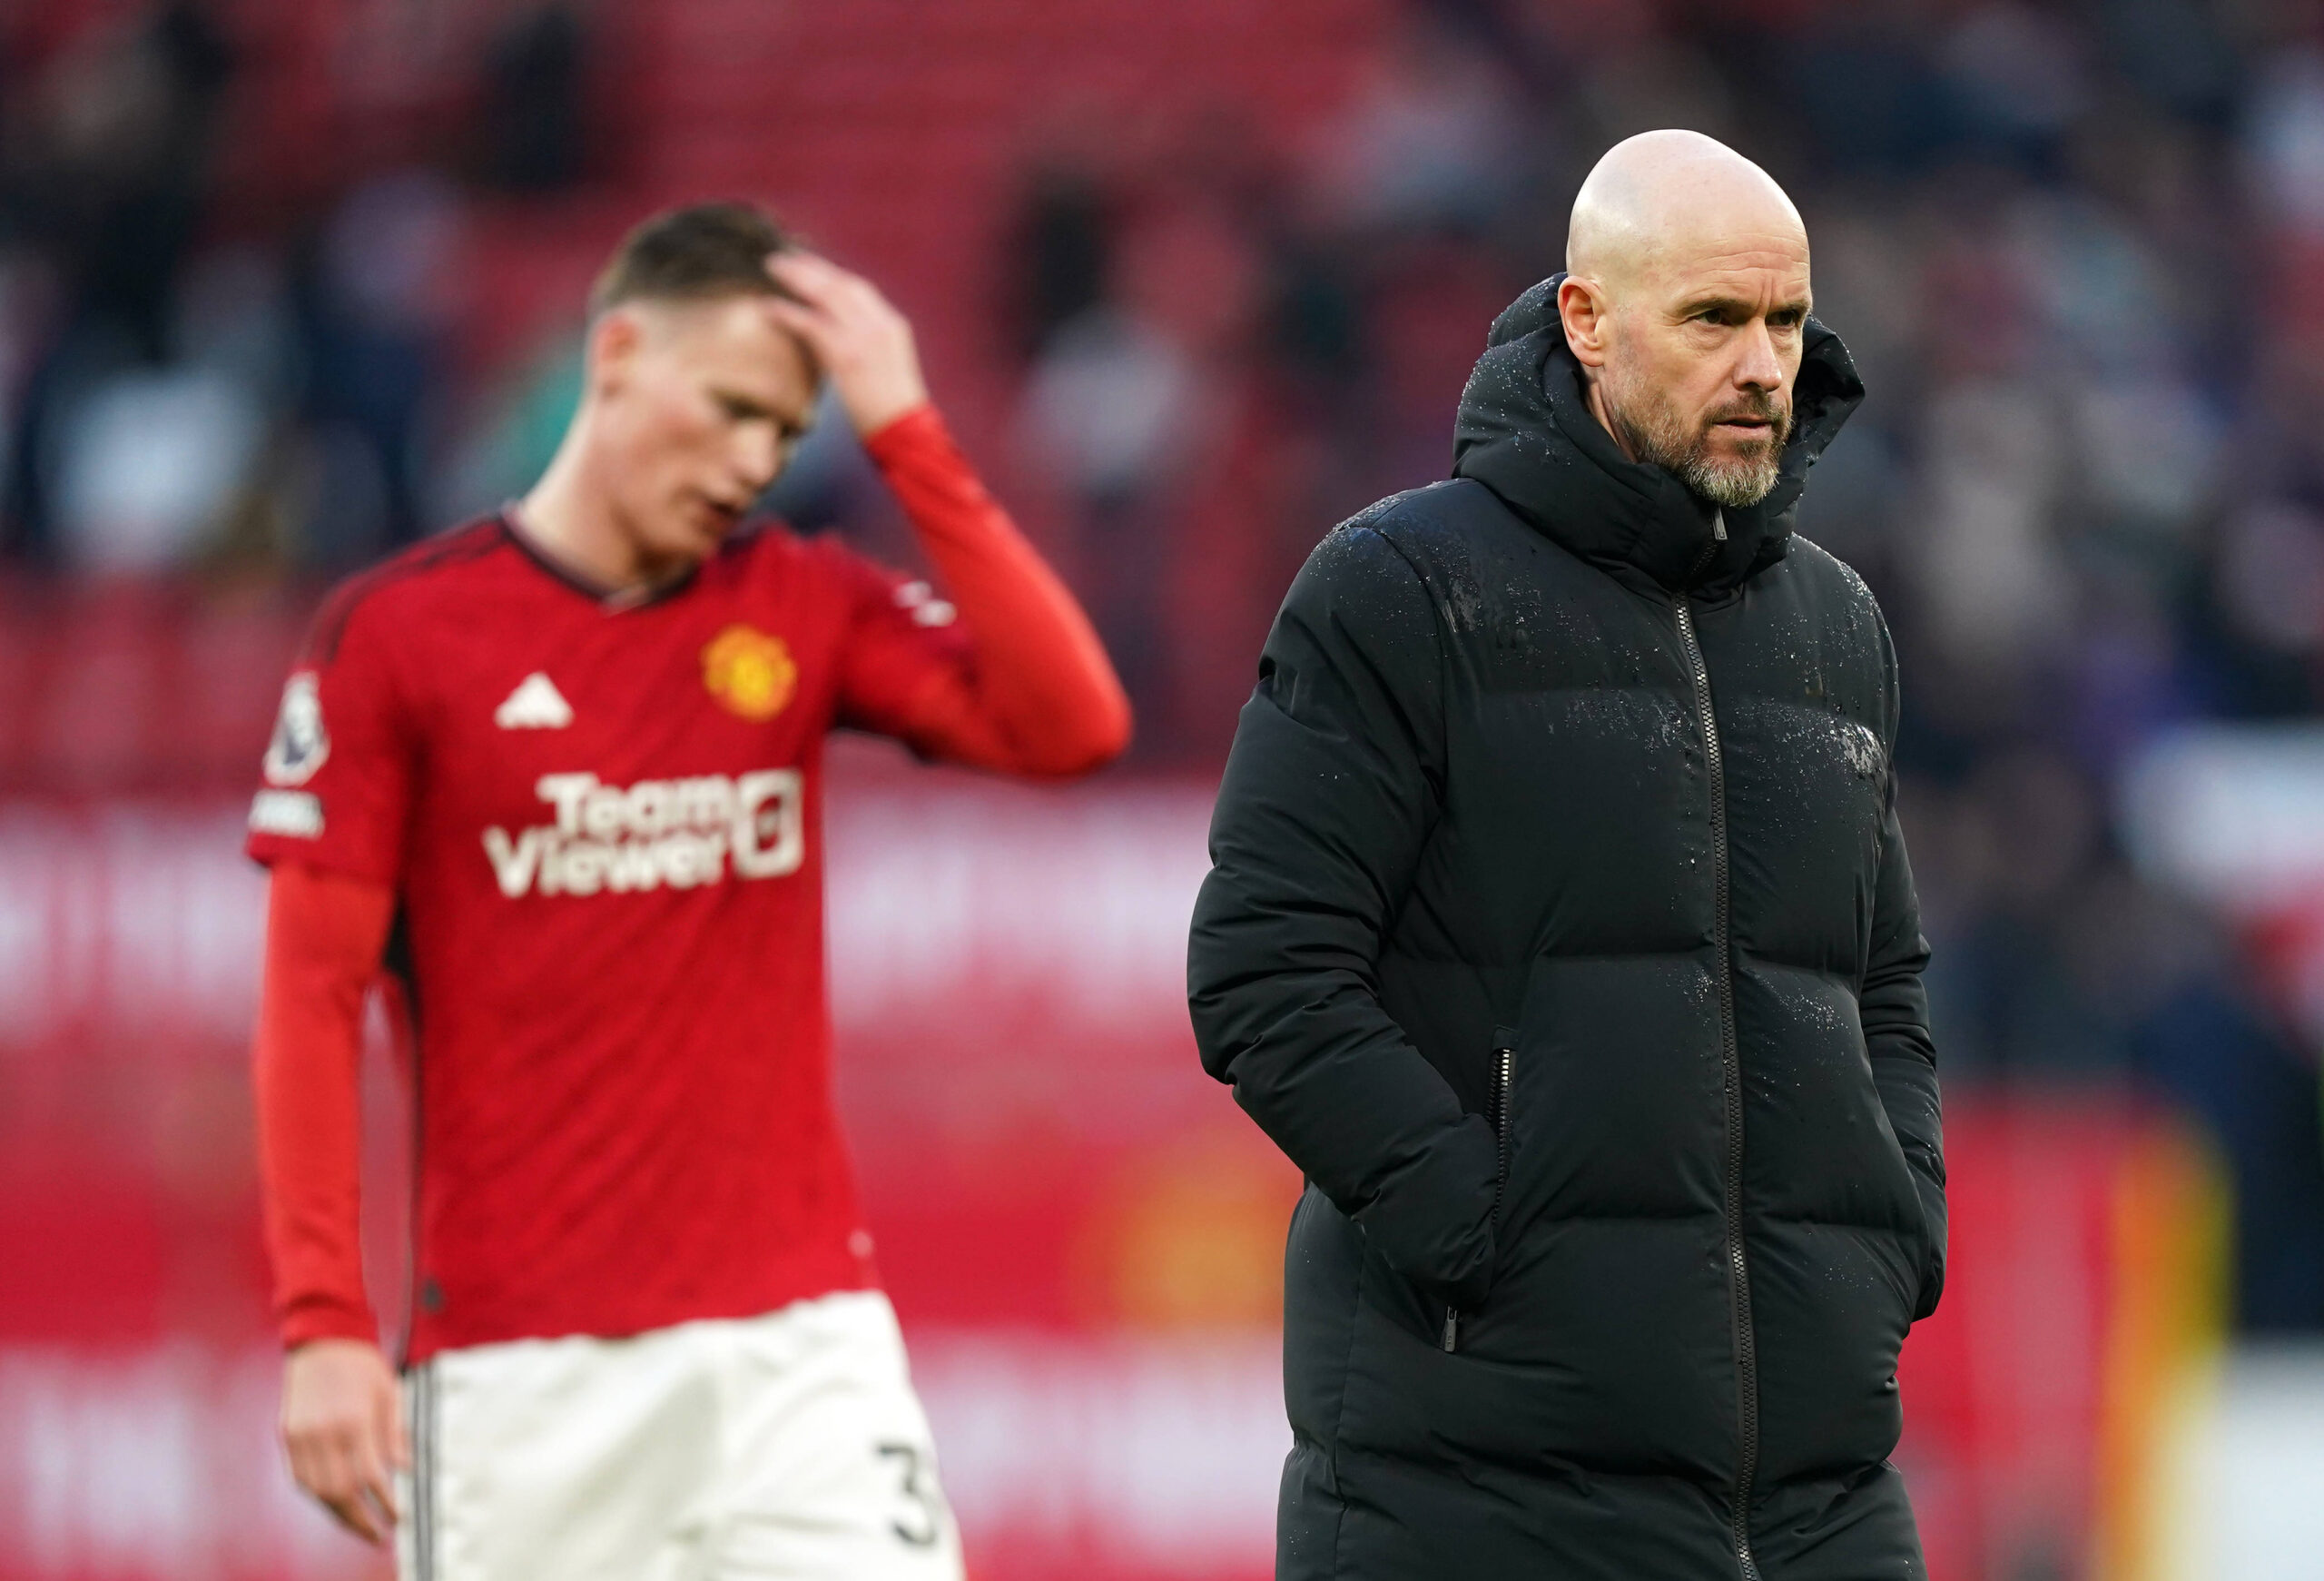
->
[1443, 1025, 1521, 1352]
[1906, 1170, 1946, 1319]
[1864, 1113, 1943, 1323]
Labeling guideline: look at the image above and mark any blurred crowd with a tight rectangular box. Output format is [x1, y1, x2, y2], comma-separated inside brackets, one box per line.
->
[0, 0, 583, 577]
[5, 0, 2324, 1329]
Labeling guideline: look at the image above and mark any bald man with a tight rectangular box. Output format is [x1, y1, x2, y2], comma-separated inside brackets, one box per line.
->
[1191, 131, 1942, 1579]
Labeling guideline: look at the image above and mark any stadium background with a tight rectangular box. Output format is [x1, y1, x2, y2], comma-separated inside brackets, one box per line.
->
[5, 0, 2324, 1576]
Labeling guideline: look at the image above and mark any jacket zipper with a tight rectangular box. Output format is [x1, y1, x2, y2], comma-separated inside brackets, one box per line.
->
[1673, 595, 1761, 1581]
[1443, 1036, 1516, 1352]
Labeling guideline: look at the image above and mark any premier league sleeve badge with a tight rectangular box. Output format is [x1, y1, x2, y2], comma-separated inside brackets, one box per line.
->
[262, 672, 331, 786]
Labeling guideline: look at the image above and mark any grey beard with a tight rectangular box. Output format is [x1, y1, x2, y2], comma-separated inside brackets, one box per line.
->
[1610, 392, 1789, 509]
[1672, 442, 1785, 509]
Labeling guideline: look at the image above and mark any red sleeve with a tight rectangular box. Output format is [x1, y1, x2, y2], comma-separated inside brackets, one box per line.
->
[244, 586, 419, 883]
[837, 405, 1131, 776]
[253, 862, 399, 1349]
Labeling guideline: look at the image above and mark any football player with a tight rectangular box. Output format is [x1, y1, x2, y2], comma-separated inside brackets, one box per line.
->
[248, 203, 1129, 1579]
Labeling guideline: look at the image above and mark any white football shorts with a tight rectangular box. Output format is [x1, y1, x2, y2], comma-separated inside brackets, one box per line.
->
[393, 1290, 962, 1581]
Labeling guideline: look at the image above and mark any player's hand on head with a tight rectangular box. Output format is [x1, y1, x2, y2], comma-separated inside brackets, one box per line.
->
[281, 1338, 408, 1546]
[763, 252, 930, 438]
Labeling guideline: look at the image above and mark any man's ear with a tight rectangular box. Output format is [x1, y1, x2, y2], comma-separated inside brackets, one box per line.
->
[1559, 276, 1612, 370]
[587, 307, 644, 397]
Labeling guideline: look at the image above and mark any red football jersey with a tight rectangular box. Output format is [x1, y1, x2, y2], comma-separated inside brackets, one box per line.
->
[247, 508, 987, 1361]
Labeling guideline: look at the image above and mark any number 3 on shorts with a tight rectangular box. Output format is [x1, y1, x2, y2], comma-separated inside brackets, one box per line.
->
[876, 1441, 944, 1547]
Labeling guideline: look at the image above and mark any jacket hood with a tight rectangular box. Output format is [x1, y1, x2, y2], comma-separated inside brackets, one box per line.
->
[1451, 272, 1865, 594]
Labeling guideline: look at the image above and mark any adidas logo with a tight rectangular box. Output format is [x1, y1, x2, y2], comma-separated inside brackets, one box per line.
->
[495, 673, 573, 729]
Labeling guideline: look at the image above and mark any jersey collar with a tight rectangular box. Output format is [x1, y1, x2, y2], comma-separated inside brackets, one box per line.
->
[497, 508, 702, 611]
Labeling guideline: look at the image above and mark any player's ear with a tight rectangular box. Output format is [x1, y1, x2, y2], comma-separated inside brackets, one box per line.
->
[588, 307, 645, 397]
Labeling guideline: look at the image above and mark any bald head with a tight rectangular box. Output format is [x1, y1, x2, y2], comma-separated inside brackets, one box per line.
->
[1557, 131, 1813, 509]
[1566, 130, 1806, 292]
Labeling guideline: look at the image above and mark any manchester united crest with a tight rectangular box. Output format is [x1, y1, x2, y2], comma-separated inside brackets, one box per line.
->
[701, 625, 797, 722]
[262, 672, 330, 785]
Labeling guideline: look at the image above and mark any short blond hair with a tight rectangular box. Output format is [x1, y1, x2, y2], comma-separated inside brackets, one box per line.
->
[588, 202, 798, 318]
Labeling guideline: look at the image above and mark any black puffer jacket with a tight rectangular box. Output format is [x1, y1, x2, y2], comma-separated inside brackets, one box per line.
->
[1187, 277, 1944, 1581]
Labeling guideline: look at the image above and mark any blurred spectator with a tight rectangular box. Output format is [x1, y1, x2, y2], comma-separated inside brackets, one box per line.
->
[1006, 163, 1113, 361]
[2, 2, 232, 561]
[1937, 2, 2092, 170]
[1311, 12, 1526, 236]
[51, 356, 263, 571]
[475, 2, 591, 193]
[1019, 300, 1196, 517]
[288, 169, 459, 571]
[1009, 160, 1216, 747]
